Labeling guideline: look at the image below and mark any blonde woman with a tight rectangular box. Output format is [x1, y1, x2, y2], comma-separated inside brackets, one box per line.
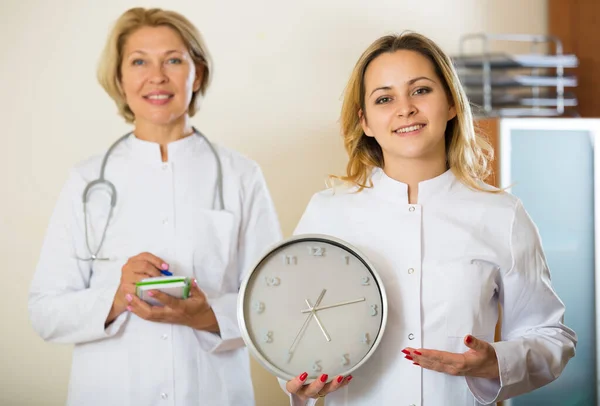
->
[28, 8, 281, 406]
[282, 33, 576, 405]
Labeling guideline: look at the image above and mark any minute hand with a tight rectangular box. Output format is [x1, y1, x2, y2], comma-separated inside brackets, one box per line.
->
[301, 297, 365, 313]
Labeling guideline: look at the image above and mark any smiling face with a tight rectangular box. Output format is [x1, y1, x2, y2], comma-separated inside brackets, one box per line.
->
[360, 50, 456, 165]
[119, 25, 202, 128]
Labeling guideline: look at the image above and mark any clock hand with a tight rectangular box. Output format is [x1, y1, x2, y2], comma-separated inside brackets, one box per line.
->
[301, 297, 366, 313]
[305, 299, 331, 342]
[287, 289, 327, 360]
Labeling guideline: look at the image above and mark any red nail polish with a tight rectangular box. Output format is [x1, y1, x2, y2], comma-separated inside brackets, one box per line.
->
[405, 355, 413, 361]
[401, 349, 410, 355]
[414, 351, 422, 355]
[320, 374, 328, 383]
[337, 376, 343, 383]
[299, 372, 308, 382]
[347, 375, 353, 382]
[466, 335, 473, 344]
[413, 362, 420, 366]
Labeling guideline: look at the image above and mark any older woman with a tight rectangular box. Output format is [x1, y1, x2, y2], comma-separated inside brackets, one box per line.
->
[28, 7, 281, 406]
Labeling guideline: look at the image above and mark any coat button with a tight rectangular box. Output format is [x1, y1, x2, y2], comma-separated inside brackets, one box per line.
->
[161, 334, 168, 340]
[409, 206, 415, 212]
[408, 268, 414, 274]
[161, 393, 168, 399]
[408, 333, 415, 340]
[162, 163, 169, 170]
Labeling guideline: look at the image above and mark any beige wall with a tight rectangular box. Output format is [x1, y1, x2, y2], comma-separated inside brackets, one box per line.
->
[0, 1, 546, 405]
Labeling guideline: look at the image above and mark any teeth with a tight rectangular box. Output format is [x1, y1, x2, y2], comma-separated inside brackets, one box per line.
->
[147, 94, 171, 100]
[396, 124, 424, 134]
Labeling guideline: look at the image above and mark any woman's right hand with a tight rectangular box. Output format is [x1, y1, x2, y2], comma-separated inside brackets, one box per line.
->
[105, 252, 167, 325]
[286, 372, 352, 403]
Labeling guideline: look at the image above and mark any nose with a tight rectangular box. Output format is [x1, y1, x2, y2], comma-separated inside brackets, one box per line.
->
[148, 63, 168, 84]
[396, 97, 417, 117]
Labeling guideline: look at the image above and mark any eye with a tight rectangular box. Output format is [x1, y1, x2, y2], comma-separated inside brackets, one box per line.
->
[375, 96, 392, 104]
[412, 87, 431, 96]
[167, 57, 183, 64]
[131, 59, 145, 66]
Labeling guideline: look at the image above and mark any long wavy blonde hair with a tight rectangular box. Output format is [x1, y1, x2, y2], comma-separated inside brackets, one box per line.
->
[338, 32, 495, 192]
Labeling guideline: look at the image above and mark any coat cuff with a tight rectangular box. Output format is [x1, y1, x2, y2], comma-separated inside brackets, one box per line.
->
[466, 340, 522, 404]
[194, 293, 244, 353]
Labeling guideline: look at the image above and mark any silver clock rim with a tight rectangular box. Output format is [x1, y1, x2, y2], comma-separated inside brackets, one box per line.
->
[237, 233, 389, 382]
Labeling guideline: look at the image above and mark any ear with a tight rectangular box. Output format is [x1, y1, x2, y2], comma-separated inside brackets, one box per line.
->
[359, 109, 374, 138]
[447, 104, 457, 121]
[193, 65, 204, 93]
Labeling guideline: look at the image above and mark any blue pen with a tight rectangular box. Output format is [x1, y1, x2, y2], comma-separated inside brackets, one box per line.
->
[160, 270, 173, 276]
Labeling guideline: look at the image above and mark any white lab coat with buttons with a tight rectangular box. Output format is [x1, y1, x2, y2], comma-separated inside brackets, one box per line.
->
[29, 134, 282, 406]
[284, 168, 576, 406]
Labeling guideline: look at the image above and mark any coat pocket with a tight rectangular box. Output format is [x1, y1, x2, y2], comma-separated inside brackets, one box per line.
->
[191, 209, 236, 296]
[443, 258, 500, 338]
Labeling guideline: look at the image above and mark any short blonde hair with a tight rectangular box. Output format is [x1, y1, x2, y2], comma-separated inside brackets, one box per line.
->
[339, 32, 495, 192]
[97, 7, 212, 123]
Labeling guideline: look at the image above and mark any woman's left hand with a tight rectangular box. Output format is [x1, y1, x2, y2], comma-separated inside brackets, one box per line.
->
[403, 335, 499, 379]
[125, 279, 219, 333]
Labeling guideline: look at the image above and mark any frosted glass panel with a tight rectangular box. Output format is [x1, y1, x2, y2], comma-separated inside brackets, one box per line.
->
[508, 129, 596, 406]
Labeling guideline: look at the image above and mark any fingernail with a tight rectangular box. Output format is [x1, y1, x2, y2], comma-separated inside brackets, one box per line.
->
[320, 374, 328, 383]
[414, 351, 422, 355]
[405, 355, 413, 361]
[147, 291, 154, 297]
[161, 263, 169, 270]
[126, 294, 132, 302]
[337, 376, 343, 383]
[347, 375, 353, 382]
[402, 349, 410, 355]
[413, 362, 420, 366]
[126, 305, 132, 311]
[466, 335, 473, 344]
[193, 279, 198, 287]
[299, 372, 308, 382]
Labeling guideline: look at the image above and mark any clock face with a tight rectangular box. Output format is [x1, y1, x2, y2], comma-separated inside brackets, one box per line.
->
[238, 234, 387, 382]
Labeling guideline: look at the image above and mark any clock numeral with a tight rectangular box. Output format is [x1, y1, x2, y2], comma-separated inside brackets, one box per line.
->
[312, 360, 322, 372]
[283, 255, 297, 265]
[370, 304, 378, 316]
[263, 331, 273, 343]
[344, 255, 350, 265]
[341, 354, 350, 366]
[361, 332, 371, 345]
[361, 276, 370, 286]
[265, 276, 280, 286]
[253, 300, 265, 314]
[308, 246, 325, 256]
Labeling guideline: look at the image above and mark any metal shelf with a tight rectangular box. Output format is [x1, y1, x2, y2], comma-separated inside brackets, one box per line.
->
[451, 33, 579, 117]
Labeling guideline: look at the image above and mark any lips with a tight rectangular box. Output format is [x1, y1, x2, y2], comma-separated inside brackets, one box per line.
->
[144, 94, 172, 100]
[393, 124, 426, 134]
[143, 93, 174, 100]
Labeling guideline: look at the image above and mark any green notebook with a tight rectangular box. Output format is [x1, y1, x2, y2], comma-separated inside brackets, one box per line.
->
[135, 276, 191, 306]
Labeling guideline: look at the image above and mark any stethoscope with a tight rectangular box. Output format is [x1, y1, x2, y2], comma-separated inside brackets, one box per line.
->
[77, 127, 224, 261]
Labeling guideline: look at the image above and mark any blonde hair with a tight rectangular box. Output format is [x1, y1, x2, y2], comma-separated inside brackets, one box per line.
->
[97, 7, 212, 123]
[339, 32, 495, 192]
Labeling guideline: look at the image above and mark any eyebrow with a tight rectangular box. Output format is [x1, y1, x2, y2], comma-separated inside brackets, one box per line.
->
[368, 76, 436, 97]
[127, 49, 184, 57]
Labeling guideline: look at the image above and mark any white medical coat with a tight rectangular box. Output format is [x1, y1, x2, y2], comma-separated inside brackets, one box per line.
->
[29, 134, 282, 406]
[286, 168, 576, 406]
